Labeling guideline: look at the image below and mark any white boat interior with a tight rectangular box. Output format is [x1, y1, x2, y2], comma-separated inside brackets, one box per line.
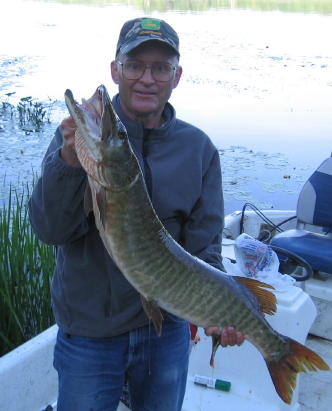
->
[221, 208, 332, 411]
[223, 207, 332, 342]
[224, 154, 332, 340]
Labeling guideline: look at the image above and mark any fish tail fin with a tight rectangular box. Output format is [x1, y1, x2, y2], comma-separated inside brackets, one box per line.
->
[267, 337, 330, 404]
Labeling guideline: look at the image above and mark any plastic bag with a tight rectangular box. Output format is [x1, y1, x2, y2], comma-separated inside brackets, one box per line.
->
[223, 233, 295, 290]
[234, 233, 278, 277]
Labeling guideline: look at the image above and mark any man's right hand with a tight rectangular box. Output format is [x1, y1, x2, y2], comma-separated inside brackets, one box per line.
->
[60, 116, 81, 167]
[205, 326, 245, 347]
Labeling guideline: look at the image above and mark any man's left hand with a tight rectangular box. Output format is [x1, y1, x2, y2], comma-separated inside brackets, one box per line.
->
[204, 326, 245, 347]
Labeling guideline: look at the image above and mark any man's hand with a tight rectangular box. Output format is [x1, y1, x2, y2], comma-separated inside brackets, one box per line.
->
[60, 116, 81, 167]
[205, 326, 245, 347]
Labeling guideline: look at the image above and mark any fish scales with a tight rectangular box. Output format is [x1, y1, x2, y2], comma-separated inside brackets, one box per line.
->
[96, 165, 316, 363]
[105, 175, 253, 328]
[64, 85, 329, 405]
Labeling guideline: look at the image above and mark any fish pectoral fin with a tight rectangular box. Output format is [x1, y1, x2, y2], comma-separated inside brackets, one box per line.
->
[210, 333, 221, 368]
[235, 276, 277, 316]
[89, 178, 108, 230]
[140, 295, 164, 337]
[95, 187, 108, 229]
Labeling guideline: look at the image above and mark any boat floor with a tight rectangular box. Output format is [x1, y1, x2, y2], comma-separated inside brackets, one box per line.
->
[299, 334, 332, 411]
[116, 334, 332, 411]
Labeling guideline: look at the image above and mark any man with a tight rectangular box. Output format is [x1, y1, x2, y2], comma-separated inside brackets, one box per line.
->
[29, 17, 244, 411]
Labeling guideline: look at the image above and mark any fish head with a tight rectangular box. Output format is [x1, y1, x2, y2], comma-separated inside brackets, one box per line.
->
[64, 85, 138, 189]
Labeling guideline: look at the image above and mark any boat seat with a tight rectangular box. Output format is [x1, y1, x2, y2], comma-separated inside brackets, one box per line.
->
[271, 155, 332, 274]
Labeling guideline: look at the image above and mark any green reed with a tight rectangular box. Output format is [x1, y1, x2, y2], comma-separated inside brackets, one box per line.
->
[17, 96, 52, 132]
[0, 93, 55, 133]
[36, 0, 332, 14]
[0, 181, 55, 356]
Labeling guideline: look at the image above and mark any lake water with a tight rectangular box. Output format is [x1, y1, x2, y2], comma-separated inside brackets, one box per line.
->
[0, 0, 331, 213]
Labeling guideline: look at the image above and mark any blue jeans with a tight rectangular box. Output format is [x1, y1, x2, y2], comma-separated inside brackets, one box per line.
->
[54, 314, 190, 411]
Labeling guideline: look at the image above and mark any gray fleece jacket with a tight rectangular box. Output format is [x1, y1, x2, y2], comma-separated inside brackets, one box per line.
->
[28, 95, 224, 337]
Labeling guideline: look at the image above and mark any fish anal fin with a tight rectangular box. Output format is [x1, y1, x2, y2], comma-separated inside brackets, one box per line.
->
[267, 337, 330, 404]
[235, 276, 277, 316]
[210, 333, 221, 367]
[141, 295, 164, 337]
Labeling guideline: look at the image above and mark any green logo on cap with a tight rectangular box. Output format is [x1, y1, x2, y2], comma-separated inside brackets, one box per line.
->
[141, 18, 161, 31]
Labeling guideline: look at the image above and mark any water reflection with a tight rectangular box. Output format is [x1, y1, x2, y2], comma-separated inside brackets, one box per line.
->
[32, 0, 332, 14]
[0, 0, 331, 213]
[220, 146, 311, 212]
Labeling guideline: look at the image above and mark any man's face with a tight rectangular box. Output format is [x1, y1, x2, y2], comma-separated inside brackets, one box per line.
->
[111, 42, 182, 125]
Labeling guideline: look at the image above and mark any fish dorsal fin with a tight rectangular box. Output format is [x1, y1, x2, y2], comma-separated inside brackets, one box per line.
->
[235, 276, 277, 316]
[140, 295, 164, 337]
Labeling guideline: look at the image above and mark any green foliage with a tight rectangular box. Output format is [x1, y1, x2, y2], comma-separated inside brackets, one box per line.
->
[0, 181, 55, 356]
[32, 0, 332, 14]
[0, 92, 55, 133]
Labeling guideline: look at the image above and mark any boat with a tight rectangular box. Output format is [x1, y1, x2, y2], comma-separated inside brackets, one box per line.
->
[223, 153, 332, 342]
[1, 158, 331, 411]
[215, 153, 332, 410]
[1, 276, 329, 411]
[1, 206, 331, 411]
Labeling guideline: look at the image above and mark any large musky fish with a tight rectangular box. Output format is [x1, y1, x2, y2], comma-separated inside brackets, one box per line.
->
[64, 85, 329, 405]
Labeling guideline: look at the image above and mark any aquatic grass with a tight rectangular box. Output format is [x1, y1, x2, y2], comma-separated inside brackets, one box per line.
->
[17, 96, 53, 132]
[0, 180, 55, 356]
[0, 92, 16, 126]
[37, 0, 332, 14]
[0, 92, 55, 133]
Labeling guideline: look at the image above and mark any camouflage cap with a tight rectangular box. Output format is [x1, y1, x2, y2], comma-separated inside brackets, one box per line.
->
[116, 17, 180, 57]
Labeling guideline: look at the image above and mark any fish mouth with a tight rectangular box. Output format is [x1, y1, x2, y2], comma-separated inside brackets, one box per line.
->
[81, 86, 105, 124]
[64, 84, 119, 144]
[64, 87, 101, 132]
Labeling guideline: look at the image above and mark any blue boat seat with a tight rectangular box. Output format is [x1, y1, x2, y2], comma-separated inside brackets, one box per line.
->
[271, 155, 332, 274]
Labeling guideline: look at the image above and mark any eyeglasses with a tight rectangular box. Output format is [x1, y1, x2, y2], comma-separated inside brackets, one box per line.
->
[117, 60, 177, 82]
